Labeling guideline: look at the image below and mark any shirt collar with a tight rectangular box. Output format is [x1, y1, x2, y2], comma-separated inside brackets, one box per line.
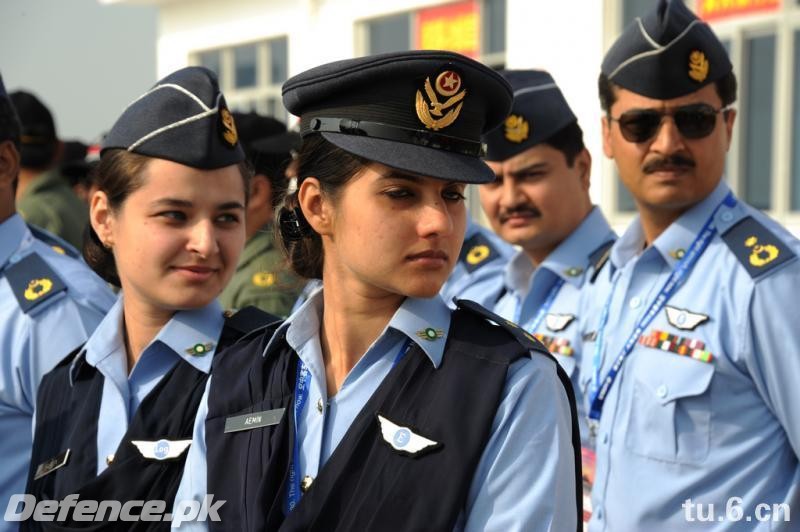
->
[0, 214, 27, 271]
[540, 206, 615, 287]
[611, 180, 732, 270]
[82, 295, 224, 375]
[268, 288, 452, 369]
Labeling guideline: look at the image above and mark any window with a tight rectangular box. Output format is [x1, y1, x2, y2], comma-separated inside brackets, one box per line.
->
[360, 0, 506, 66]
[191, 36, 289, 121]
[741, 34, 775, 210]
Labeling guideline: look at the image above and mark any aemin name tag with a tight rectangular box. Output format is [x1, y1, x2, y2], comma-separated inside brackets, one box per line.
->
[224, 408, 286, 433]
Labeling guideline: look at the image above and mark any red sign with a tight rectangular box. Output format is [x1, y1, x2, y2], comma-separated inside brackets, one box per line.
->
[698, 0, 781, 21]
[416, 1, 480, 58]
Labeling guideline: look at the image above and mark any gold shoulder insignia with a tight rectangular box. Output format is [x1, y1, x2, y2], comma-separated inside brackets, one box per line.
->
[745, 236, 780, 268]
[252, 271, 276, 288]
[688, 50, 709, 83]
[504, 114, 529, 143]
[466, 244, 490, 266]
[415, 70, 466, 131]
[24, 278, 53, 301]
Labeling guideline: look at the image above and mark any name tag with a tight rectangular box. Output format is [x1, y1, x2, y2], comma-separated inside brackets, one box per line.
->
[224, 408, 285, 433]
[34, 449, 70, 480]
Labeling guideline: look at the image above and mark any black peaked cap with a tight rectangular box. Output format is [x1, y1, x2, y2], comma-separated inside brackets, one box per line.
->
[282, 50, 513, 184]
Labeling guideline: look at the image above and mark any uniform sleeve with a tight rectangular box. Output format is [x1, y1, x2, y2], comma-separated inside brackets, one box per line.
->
[172, 377, 211, 530]
[742, 263, 800, 457]
[460, 354, 577, 531]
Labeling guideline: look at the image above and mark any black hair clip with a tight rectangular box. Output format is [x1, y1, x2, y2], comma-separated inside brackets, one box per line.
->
[279, 206, 313, 241]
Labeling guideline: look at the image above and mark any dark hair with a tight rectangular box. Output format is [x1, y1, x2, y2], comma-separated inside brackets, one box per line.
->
[597, 70, 739, 114]
[84, 149, 253, 287]
[275, 135, 369, 279]
[541, 121, 586, 166]
[0, 98, 21, 148]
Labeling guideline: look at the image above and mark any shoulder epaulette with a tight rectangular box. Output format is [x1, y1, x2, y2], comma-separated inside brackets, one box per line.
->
[455, 299, 549, 355]
[588, 239, 615, 284]
[721, 216, 797, 280]
[458, 231, 502, 274]
[26, 223, 80, 259]
[5, 253, 68, 314]
[224, 305, 282, 335]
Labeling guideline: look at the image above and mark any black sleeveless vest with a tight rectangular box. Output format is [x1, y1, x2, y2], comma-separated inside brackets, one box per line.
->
[24, 307, 278, 532]
[206, 299, 582, 531]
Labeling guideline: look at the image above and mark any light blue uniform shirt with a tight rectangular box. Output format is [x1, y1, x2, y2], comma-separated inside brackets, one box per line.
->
[72, 295, 223, 524]
[440, 216, 515, 308]
[0, 214, 115, 524]
[184, 290, 577, 531]
[492, 207, 614, 443]
[580, 181, 800, 530]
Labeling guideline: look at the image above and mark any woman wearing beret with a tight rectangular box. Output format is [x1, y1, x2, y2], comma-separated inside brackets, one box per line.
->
[23, 67, 273, 530]
[199, 51, 581, 531]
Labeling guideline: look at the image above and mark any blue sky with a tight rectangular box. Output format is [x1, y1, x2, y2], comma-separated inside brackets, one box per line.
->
[0, 0, 157, 142]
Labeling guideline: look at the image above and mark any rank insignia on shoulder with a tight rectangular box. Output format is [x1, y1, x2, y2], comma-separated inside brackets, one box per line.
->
[722, 216, 796, 280]
[415, 69, 466, 131]
[416, 327, 444, 341]
[34, 449, 71, 480]
[6, 253, 67, 314]
[639, 330, 713, 364]
[459, 232, 500, 273]
[665, 306, 709, 331]
[186, 342, 214, 356]
[131, 439, 192, 460]
[545, 313, 575, 332]
[377, 414, 440, 456]
[252, 271, 276, 287]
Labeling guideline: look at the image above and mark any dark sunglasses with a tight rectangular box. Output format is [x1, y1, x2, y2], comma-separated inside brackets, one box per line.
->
[609, 103, 732, 143]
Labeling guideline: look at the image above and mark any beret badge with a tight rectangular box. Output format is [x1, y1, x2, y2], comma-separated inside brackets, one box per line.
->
[688, 50, 710, 83]
[415, 69, 466, 131]
[219, 105, 239, 148]
[504, 114, 529, 143]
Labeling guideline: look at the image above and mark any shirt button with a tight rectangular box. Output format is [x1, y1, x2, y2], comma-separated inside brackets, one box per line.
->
[720, 211, 734, 223]
[106, 454, 115, 466]
[602, 433, 609, 445]
[657, 384, 668, 398]
[596, 508, 604, 520]
[629, 296, 641, 309]
[316, 398, 323, 413]
[300, 475, 314, 493]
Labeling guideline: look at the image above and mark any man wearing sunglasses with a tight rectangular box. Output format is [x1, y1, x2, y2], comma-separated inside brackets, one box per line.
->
[581, 1, 800, 530]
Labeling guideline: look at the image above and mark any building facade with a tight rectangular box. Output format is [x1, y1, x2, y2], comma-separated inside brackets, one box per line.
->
[105, 0, 800, 234]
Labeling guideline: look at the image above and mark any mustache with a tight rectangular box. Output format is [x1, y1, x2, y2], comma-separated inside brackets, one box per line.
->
[498, 205, 542, 223]
[643, 154, 696, 174]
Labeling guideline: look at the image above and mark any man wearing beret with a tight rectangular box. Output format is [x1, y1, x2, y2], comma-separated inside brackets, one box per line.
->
[581, 1, 800, 529]
[474, 70, 614, 444]
[0, 74, 115, 521]
[10, 91, 88, 250]
[218, 112, 304, 317]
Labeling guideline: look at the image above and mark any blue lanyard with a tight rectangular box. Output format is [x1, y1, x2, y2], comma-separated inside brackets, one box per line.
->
[516, 277, 565, 333]
[286, 337, 413, 512]
[588, 193, 735, 426]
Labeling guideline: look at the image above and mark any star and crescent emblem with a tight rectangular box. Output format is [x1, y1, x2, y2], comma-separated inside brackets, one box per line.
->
[415, 70, 466, 131]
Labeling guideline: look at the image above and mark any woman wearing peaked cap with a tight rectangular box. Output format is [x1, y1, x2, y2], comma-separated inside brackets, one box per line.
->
[196, 50, 582, 531]
[24, 67, 276, 530]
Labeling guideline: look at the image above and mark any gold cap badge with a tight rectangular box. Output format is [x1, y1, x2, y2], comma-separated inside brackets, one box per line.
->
[745, 236, 779, 267]
[415, 70, 466, 131]
[504, 114, 529, 143]
[24, 278, 53, 301]
[220, 106, 238, 147]
[688, 50, 709, 83]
